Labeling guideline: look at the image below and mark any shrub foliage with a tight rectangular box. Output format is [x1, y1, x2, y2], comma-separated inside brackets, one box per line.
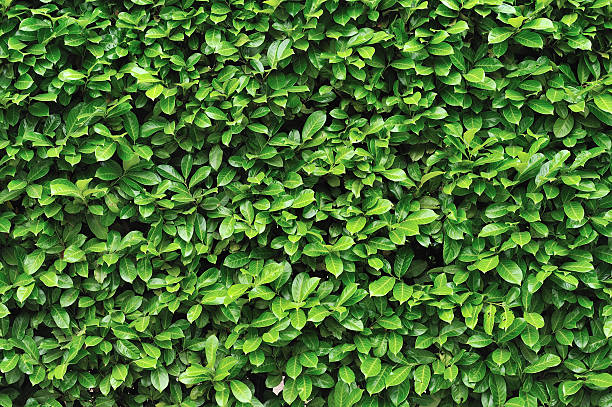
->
[1, 0, 612, 406]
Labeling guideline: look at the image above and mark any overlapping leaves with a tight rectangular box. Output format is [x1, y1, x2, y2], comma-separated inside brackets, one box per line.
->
[0, 0, 611, 406]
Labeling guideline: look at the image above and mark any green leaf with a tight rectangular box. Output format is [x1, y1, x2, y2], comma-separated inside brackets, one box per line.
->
[586, 373, 612, 388]
[332, 236, 355, 251]
[243, 337, 262, 353]
[346, 217, 366, 234]
[448, 20, 469, 34]
[514, 31, 543, 48]
[524, 312, 544, 328]
[260, 262, 284, 285]
[283, 378, 299, 404]
[219, 217, 236, 240]
[187, 304, 202, 323]
[59, 69, 86, 81]
[488, 27, 514, 44]
[123, 111, 140, 141]
[205, 336, 219, 368]
[20, 17, 51, 31]
[498, 318, 527, 343]
[339, 366, 355, 383]
[292, 189, 315, 208]
[267, 38, 293, 67]
[392, 282, 413, 304]
[367, 199, 393, 216]
[0, 304, 9, 319]
[428, 42, 454, 56]
[560, 381, 582, 397]
[23, 250, 45, 275]
[555, 329, 574, 345]
[524, 354, 561, 373]
[51, 305, 70, 329]
[189, 166, 211, 188]
[179, 364, 209, 385]
[475, 255, 499, 272]
[523, 18, 554, 30]
[205, 106, 228, 121]
[492, 348, 511, 365]
[39, 271, 58, 287]
[224, 252, 250, 268]
[395, 219, 419, 235]
[386, 366, 411, 387]
[230, 380, 252, 403]
[302, 111, 326, 141]
[146, 84, 164, 99]
[28, 102, 49, 117]
[217, 167, 236, 186]
[50, 179, 81, 197]
[503, 105, 522, 124]
[378, 315, 402, 330]
[209, 145, 223, 171]
[95, 142, 117, 161]
[286, 356, 302, 379]
[564, 201, 584, 221]
[479, 223, 511, 237]
[297, 375, 312, 401]
[593, 93, 612, 113]
[467, 334, 493, 348]
[528, 99, 554, 115]
[16, 284, 34, 302]
[369, 276, 395, 297]
[160, 95, 175, 114]
[151, 367, 169, 392]
[325, 253, 344, 277]
[464, 68, 485, 83]
[489, 374, 507, 406]
[414, 365, 430, 395]
[367, 366, 391, 395]
[511, 232, 531, 246]
[496, 260, 523, 285]
[217, 41, 238, 56]
[523, 324, 541, 347]
[303, 242, 328, 257]
[96, 161, 123, 180]
[119, 258, 137, 283]
[381, 168, 408, 182]
[387, 332, 403, 354]
[406, 209, 437, 224]
[553, 114, 574, 138]
[360, 357, 381, 378]
[15, 73, 34, 90]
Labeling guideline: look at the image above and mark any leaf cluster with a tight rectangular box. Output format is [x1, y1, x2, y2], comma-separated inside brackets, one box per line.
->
[0, 0, 611, 406]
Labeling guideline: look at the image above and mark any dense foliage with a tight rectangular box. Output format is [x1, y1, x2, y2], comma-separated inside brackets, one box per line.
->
[1, 0, 612, 406]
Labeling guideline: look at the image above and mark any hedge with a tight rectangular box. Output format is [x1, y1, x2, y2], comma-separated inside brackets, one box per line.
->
[1, 0, 612, 406]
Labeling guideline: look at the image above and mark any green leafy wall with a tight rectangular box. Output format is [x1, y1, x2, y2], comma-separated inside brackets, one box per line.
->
[1, 0, 612, 406]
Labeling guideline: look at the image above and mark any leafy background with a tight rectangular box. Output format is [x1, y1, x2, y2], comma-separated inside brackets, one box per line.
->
[0, 0, 611, 406]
